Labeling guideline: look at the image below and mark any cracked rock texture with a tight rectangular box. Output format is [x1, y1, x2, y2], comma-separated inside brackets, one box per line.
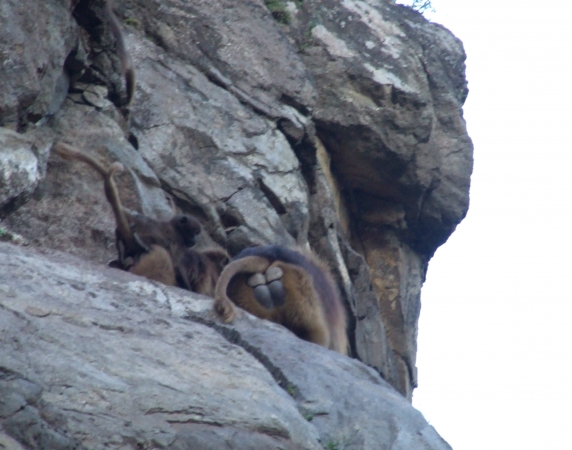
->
[0, 0, 471, 445]
[0, 243, 451, 450]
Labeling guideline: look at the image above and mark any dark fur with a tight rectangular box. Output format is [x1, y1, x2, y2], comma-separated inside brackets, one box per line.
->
[171, 246, 229, 297]
[214, 245, 348, 354]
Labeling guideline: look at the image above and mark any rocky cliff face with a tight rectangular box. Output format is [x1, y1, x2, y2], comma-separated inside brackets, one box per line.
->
[0, 243, 453, 450]
[0, 0, 472, 448]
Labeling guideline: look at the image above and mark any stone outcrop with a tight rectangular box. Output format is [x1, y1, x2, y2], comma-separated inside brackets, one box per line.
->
[0, 0, 472, 446]
[0, 242, 451, 450]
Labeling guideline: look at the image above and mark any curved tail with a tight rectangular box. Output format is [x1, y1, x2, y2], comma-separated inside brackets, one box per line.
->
[53, 142, 107, 177]
[105, 0, 136, 105]
[52, 142, 143, 261]
[214, 256, 271, 322]
[104, 162, 136, 255]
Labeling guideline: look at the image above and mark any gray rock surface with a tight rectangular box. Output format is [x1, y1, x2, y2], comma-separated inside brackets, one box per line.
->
[0, 242, 451, 450]
[0, 0, 77, 128]
[0, 128, 49, 217]
[129, 35, 310, 250]
[0, 0, 472, 415]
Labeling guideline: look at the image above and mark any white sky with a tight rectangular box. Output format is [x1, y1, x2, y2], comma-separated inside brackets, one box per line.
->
[408, 1, 572, 449]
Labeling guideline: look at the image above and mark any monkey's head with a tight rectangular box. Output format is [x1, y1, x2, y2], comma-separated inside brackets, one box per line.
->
[170, 214, 202, 247]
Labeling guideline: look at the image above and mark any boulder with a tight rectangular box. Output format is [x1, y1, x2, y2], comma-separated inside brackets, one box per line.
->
[0, 242, 451, 450]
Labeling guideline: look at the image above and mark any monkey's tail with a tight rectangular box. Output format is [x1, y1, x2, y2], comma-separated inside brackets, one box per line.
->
[52, 142, 108, 178]
[214, 256, 271, 321]
[125, 67, 136, 106]
[104, 162, 136, 253]
[105, 0, 136, 106]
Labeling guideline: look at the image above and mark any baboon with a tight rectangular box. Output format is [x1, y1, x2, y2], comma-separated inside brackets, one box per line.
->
[52, 142, 227, 293]
[53, 142, 199, 260]
[214, 245, 348, 354]
[105, 0, 136, 105]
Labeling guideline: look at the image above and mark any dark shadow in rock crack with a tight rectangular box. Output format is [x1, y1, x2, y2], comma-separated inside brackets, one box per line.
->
[187, 316, 299, 399]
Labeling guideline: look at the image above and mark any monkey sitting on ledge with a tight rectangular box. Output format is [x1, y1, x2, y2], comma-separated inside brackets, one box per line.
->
[214, 245, 348, 354]
[53, 142, 227, 295]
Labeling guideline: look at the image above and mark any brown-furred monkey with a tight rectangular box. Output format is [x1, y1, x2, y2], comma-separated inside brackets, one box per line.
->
[215, 245, 348, 354]
[53, 142, 227, 294]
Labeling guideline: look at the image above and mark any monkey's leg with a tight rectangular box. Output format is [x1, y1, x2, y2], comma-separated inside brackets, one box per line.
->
[304, 314, 330, 348]
[272, 262, 330, 348]
[130, 245, 177, 286]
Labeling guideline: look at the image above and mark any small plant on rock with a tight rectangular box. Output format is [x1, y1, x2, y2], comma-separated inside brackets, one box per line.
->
[265, 0, 291, 25]
[325, 441, 340, 450]
[392, 0, 435, 15]
[124, 17, 142, 29]
[409, 0, 434, 13]
[286, 384, 296, 397]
